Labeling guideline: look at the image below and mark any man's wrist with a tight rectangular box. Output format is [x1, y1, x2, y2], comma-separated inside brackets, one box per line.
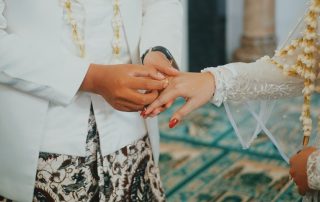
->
[141, 46, 179, 70]
[80, 64, 100, 93]
[144, 51, 168, 64]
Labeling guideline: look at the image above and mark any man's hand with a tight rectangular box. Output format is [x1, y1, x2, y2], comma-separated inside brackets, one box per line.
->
[80, 63, 169, 112]
[289, 146, 317, 195]
[143, 51, 179, 76]
[142, 51, 179, 116]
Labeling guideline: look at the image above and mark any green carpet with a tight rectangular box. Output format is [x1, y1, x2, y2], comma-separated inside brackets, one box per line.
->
[158, 98, 311, 202]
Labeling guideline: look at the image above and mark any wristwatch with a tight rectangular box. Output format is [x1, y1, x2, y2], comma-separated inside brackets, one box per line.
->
[141, 46, 179, 70]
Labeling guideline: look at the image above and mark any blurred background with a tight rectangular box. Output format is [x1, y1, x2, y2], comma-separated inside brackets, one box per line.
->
[180, 0, 308, 71]
[159, 0, 310, 201]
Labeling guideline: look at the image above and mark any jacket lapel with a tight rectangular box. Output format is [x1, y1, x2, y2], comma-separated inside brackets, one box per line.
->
[119, 0, 142, 63]
[119, 1, 160, 164]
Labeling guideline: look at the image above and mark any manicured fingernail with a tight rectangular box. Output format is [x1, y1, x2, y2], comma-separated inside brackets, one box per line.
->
[140, 108, 147, 116]
[169, 118, 179, 128]
[157, 72, 165, 79]
[143, 113, 150, 119]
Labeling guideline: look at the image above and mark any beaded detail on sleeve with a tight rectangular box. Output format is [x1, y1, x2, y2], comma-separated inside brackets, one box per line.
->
[224, 76, 301, 103]
[307, 150, 320, 190]
[202, 58, 303, 106]
[201, 67, 232, 106]
[268, 0, 320, 140]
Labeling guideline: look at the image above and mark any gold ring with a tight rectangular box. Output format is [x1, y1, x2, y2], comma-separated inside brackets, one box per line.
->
[163, 78, 169, 88]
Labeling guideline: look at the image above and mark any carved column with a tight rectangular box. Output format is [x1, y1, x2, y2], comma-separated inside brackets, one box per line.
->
[233, 0, 276, 62]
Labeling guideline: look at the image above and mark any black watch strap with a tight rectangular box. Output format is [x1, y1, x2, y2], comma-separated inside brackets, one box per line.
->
[141, 46, 179, 70]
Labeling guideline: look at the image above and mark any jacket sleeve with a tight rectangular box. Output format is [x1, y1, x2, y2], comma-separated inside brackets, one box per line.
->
[0, 1, 90, 106]
[140, 0, 183, 66]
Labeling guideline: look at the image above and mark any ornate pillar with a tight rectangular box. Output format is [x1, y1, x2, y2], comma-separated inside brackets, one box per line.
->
[233, 0, 276, 62]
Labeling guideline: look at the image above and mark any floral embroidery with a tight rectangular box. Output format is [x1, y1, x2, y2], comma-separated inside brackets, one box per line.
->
[1, 107, 165, 202]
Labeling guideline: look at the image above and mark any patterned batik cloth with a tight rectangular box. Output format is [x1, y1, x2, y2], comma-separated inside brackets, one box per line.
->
[0, 107, 165, 202]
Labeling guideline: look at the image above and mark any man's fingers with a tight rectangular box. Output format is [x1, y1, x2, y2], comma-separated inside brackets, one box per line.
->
[130, 77, 168, 90]
[122, 103, 145, 112]
[145, 53, 179, 76]
[134, 66, 166, 80]
[112, 100, 145, 112]
[145, 89, 179, 115]
[123, 90, 159, 105]
[153, 64, 179, 77]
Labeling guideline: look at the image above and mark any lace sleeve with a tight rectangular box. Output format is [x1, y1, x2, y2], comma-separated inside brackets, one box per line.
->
[201, 1, 319, 164]
[203, 57, 304, 106]
[307, 150, 320, 190]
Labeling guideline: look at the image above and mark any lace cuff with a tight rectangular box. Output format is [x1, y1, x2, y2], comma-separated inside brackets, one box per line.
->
[307, 150, 320, 190]
[203, 57, 303, 106]
[202, 65, 235, 107]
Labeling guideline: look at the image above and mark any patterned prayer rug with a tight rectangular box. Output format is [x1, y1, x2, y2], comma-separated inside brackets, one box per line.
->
[158, 97, 319, 202]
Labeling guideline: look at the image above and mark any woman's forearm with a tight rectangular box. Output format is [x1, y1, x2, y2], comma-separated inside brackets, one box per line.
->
[203, 57, 304, 106]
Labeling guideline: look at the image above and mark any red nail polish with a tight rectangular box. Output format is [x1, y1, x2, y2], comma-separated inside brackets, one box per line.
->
[169, 119, 179, 128]
[142, 113, 149, 119]
[140, 111, 146, 117]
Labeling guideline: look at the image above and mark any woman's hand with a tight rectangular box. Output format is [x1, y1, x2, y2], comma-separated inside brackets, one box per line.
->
[289, 146, 317, 195]
[141, 51, 179, 116]
[144, 72, 215, 128]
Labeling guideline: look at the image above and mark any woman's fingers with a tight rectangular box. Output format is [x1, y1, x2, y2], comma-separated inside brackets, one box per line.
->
[145, 88, 179, 115]
[169, 98, 201, 128]
[165, 100, 174, 109]
[144, 100, 175, 118]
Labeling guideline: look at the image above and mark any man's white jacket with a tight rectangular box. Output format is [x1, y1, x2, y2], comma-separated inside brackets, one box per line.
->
[0, 0, 182, 201]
